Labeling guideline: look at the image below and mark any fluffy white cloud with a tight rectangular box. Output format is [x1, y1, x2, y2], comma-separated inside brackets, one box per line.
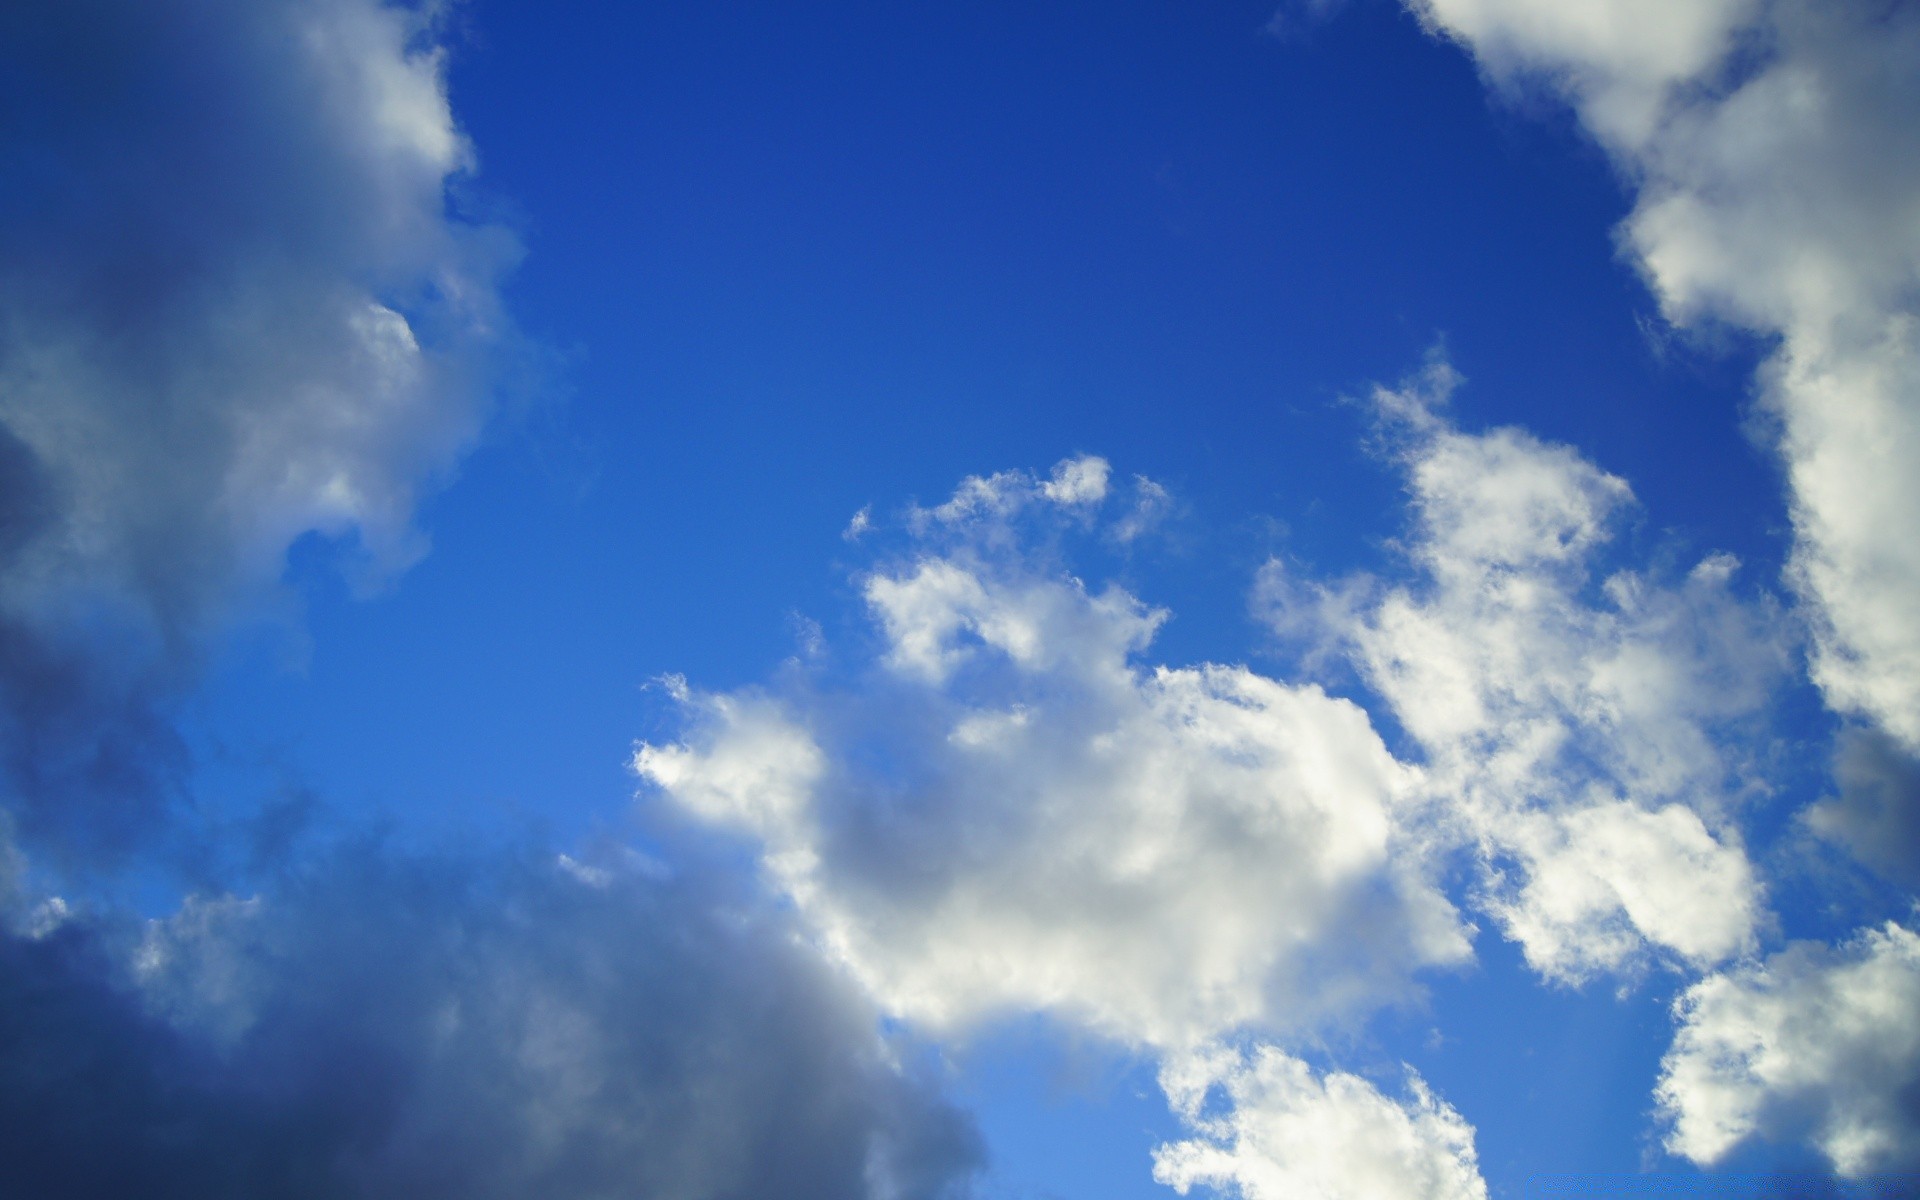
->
[1403, 0, 1920, 754]
[1261, 365, 1783, 982]
[1153, 1043, 1486, 1200]
[639, 458, 1472, 1051]
[1657, 921, 1920, 1177]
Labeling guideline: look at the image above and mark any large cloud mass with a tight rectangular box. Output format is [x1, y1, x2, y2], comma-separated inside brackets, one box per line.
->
[0, 0, 517, 854]
[0, 6, 988, 1198]
[638, 460, 1473, 1052]
[0, 841, 982, 1200]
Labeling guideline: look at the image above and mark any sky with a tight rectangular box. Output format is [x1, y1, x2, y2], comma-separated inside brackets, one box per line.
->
[0, 1, 1917, 1198]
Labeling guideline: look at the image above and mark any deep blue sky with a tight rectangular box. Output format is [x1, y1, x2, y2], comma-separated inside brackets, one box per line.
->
[13, 0, 1920, 1195]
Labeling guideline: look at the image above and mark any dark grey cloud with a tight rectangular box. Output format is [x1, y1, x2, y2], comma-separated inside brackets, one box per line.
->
[0, 840, 982, 1200]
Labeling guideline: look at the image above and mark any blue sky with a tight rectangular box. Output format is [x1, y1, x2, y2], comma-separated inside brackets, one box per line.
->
[1, 1, 1917, 1198]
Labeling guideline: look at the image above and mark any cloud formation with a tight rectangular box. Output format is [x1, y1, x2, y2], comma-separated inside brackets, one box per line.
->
[1404, 0, 1920, 755]
[1658, 921, 1920, 1177]
[1154, 1044, 1486, 1200]
[639, 460, 1472, 1052]
[0, 0, 518, 855]
[0, 840, 982, 1200]
[641, 393, 1802, 1193]
[640, 456, 1504, 1199]
[1261, 363, 1785, 982]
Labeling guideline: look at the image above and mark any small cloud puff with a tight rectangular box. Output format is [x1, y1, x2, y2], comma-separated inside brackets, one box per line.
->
[1154, 1042, 1486, 1200]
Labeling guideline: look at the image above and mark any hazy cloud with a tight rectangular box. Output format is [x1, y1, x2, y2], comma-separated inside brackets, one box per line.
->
[1805, 727, 1920, 888]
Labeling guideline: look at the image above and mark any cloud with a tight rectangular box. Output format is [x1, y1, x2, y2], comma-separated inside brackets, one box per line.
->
[0, 838, 982, 1200]
[1402, 0, 1920, 754]
[0, 8, 991, 1197]
[1259, 363, 1786, 982]
[640, 456, 1492, 1198]
[1805, 727, 1920, 888]
[0, 0, 520, 855]
[1153, 1043, 1486, 1200]
[1657, 921, 1920, 1177]
[638, 464, 1472, 1052]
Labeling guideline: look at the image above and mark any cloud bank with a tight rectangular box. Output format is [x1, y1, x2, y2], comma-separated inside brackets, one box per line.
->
[1389, 0, 1920, 1177]
[0, 6, 984, 1198]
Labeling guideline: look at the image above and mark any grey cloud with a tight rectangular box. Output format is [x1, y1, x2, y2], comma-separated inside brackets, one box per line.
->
[1806, 727, 1920, 889]
[0, 0, 518, 857]
[0, 840, 982, 1200]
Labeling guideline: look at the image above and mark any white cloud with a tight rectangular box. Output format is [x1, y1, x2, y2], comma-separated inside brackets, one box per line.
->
[1154, 1042, 1487, 1200]
[638, 466, 1472, 1052]
[1401, 0, 1920, 754]
[1657, 921, 1920, 1177]
[1262, 365, 1783, 981]
[1040, 455, 1112, 507]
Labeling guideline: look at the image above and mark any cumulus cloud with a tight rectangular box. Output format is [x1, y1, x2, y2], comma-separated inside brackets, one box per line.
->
[0, 0, 519, 854]
[1153, 1043, 1486, 1200]
[0, 839, 982, 1200]
[1260, 363, 1785, 982]
[640, 455, 1491, 1198]
[1402, 0, 1920, 753]
[638, 457, 1471, 1052]
[1657, 921, 1920, 1177]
